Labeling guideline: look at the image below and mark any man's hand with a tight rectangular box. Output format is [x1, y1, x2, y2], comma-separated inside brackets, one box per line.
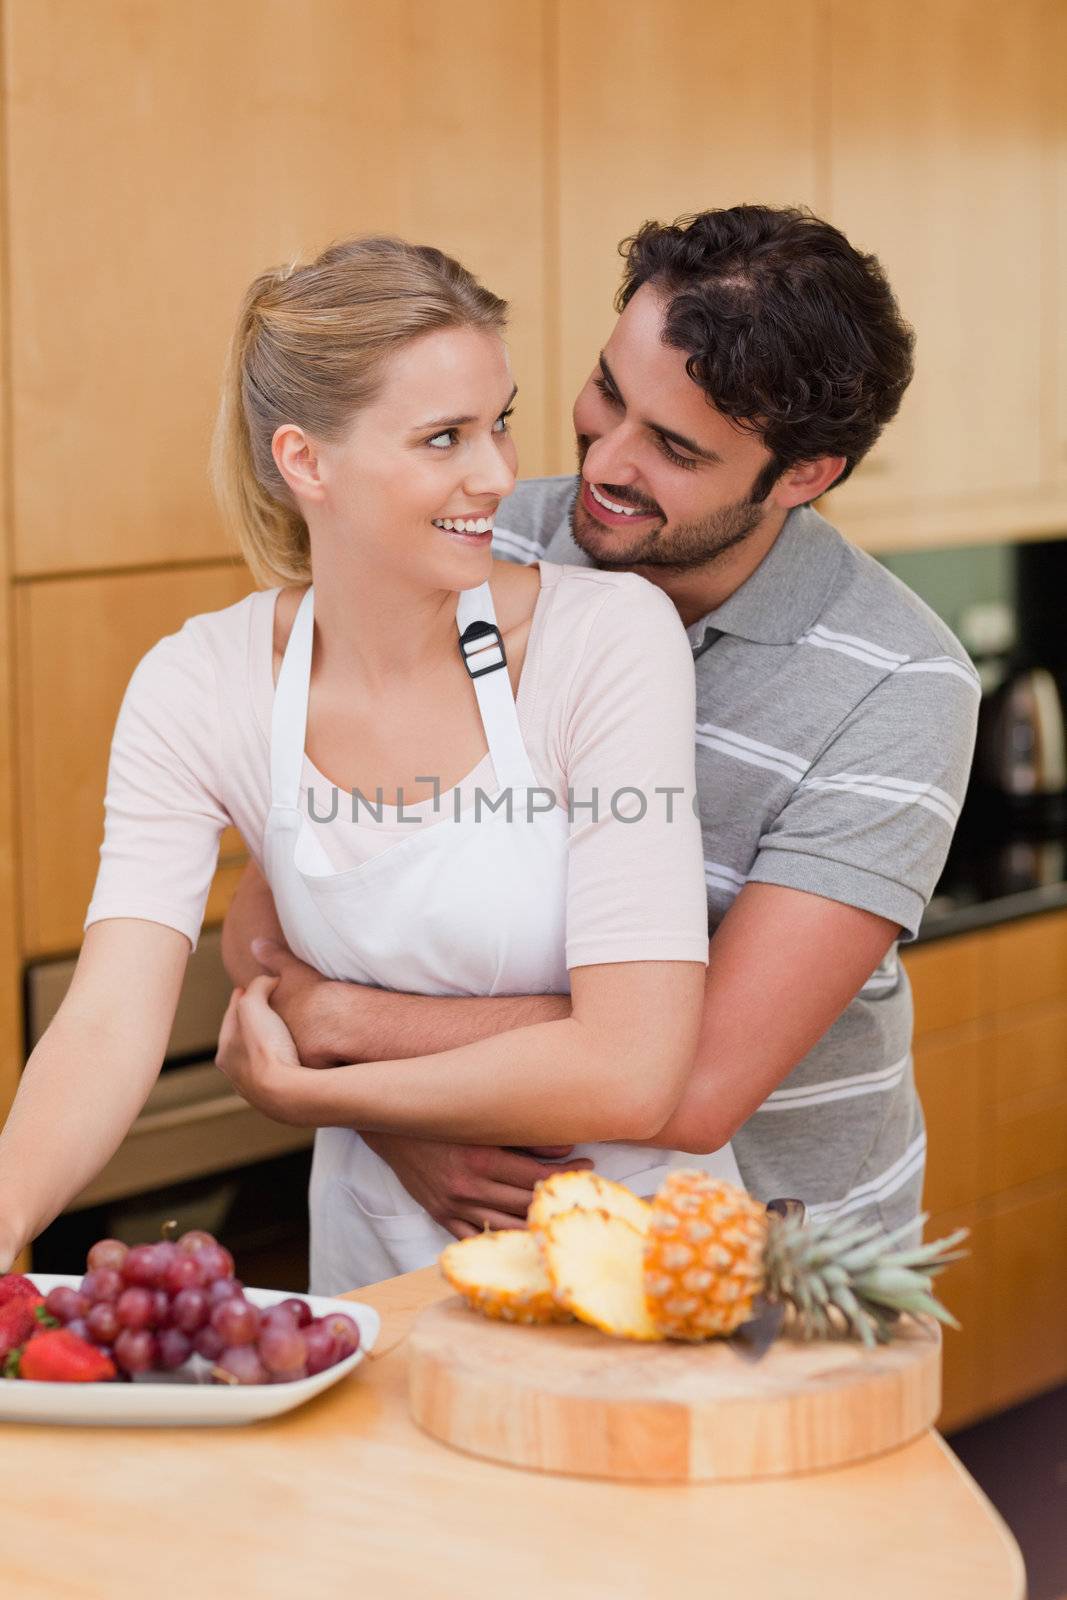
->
[250, 937, 349, 1071]
[360, 1132, 594, 1239]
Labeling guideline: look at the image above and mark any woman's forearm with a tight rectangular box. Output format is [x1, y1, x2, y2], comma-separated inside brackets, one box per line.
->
[0, 920, 188, 1266]
[0, 1017, 160, 1254]
[276, 963, 705, 1146]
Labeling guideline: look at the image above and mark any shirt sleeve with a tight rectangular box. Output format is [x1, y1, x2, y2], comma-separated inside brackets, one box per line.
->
[746, 660, 981, 938]
[558, 576, 709, 968]
[83, 622, 232, 952]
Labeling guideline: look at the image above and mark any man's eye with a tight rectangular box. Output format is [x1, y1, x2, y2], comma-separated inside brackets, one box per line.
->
[655, 435, 699, 471]
[427, 430, 457, 450]
[593, 374, 622, 407]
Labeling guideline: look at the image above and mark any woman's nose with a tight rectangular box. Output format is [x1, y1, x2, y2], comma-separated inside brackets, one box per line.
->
[465, 439, 516, 501]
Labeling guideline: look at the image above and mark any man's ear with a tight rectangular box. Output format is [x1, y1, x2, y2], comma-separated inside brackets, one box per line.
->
[771, 455, 847, 509]
[272, 424, 325, 504]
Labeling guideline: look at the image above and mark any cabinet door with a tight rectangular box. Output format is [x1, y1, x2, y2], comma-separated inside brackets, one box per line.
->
[553, 0, 822, 472]
[16, 565, 252, 957]
[4, 0, 549, 575]
[825, 0, 1047, 537]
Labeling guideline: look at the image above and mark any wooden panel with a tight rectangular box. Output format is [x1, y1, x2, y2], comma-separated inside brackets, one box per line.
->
[16, 565, 253, 956]
[826, 0, 1046, 522]
[903, 933, 987, 1036]
[0, 59, 24, 1173]
[4, 0, 550, 574]
[925, 1205, 992, 1433]
[1048, 0, 1067, 491]
[553, 0, 821, 472]
[987, 907, 1067, 1015]
[913, 1032, 991, 1216]
[987, 1176, 1067, 1410]
[991, 1005, 1067, 1193]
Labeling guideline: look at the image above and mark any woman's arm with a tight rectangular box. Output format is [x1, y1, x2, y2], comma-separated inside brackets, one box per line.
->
[220, 958, 705, 1145]
[0, 919, 190, 1269]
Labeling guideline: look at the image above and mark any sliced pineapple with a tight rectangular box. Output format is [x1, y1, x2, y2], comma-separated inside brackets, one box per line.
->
[528, 1170, 652, 1239]
[644, 1171, 769, 1340]
[541, 1208, 663, 1341]
[440, 1229, 573, 1325]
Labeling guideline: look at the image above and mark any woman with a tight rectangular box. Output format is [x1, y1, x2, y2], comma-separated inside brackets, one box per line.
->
[0, 237, 739, 1292]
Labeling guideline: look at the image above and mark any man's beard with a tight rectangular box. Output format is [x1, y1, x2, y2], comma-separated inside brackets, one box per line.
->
[568, 448, 768, 575]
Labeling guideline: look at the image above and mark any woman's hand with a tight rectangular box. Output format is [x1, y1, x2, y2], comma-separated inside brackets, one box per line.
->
[215, 976, 315, 1125]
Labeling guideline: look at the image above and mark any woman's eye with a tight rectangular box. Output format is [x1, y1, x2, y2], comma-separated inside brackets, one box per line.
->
[493, 406, 516, 434]
[427, 430, 457, 450]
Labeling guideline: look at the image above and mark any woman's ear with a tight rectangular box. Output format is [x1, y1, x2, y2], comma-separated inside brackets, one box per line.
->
[771, 455, 847, 508]
[272, 424, 325, 504]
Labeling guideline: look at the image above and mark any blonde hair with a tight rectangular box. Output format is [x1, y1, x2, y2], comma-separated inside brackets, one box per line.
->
[211, 236, 509, 587]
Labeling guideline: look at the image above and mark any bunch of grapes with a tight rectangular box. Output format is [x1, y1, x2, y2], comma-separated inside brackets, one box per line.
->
[43, 1230, 359, 1385]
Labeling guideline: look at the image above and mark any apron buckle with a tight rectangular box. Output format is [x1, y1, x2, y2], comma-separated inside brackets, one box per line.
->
[459, 620, 508, 680]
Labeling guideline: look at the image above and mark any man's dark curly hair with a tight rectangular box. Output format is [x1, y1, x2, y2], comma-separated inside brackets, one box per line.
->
[616, 206, 915, 498]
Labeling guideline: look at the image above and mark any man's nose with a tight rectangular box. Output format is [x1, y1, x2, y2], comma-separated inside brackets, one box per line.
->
[583, 425, 641, 487]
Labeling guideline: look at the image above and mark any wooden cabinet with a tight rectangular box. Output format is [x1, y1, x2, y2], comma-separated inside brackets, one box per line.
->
[3, 0, 551, 575]
[15, 565, 253, 957]
[824, 0, 1067, 551]
[552, 0, 823, 473]
[904, 907, 1067, 1429]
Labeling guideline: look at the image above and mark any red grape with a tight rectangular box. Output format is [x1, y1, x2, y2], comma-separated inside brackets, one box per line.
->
[121, 1244, 163, 1289]
[45, 1286, 89, 1324]
[193, 1324, 224, 1362]
[171, 1287, 209, 1335]
[86, 1238, 128, 1274]
[65, 1317, 89, 1341]
[211, 1297, 261, 1347]
[321, 1313, 360, 1359]
[303, 1322, 340, 1375]
[157, 1328, 192, 1371]
[260, 1307, 299, 1334]
[194, 1242, 235, 1283]
[177, 1229, 216, 1255]
[276, 1297, 312, 1328]
[113, 1328, 158, 1375]
[215, 1345, 268, 1385]
[258, 1324, 308, 1379]
[208, 1277, 244, 1306]
[115, 1287, 155, 1332]
[151, 1290, 171, 1329]
[163, 1254, 207, 1296]
[81, 1267, 123, 1304]
[85, 1301, 121, 1345]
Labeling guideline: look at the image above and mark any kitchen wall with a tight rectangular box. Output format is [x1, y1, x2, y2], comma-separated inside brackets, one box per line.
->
[0, 1, 1064, 1228]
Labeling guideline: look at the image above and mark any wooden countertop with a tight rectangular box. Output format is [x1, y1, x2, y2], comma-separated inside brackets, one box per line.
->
[1, 1266, 1025, 1599]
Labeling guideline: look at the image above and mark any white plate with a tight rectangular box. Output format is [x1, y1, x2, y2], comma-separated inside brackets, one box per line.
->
[0, 1274, 380, 1427]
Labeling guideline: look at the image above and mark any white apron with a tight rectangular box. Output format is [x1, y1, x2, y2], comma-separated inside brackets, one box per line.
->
[264, 581, 742, 1293]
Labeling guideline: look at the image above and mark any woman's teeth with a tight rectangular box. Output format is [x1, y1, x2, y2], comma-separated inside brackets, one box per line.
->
[589, 483, 640, 516]
[432, 517, 494, 534]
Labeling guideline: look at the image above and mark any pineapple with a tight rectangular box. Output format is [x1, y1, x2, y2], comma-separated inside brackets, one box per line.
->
[440, 1229, 573, 1325]
[541, 1208, 662, 1341]
[644, 1171, 969, 1347]
[644, 1171, 768, 1340]
[528, 1170, 651, 1239]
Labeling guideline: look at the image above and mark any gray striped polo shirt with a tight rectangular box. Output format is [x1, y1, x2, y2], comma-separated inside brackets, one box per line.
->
[493, 475, 981, 1236]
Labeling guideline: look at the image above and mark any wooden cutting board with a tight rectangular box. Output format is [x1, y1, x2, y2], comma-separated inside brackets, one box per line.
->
[407, 1295, 942, 1482]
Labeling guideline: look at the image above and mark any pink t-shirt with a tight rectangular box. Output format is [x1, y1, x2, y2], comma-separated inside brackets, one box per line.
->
[85, 559, 709, 969]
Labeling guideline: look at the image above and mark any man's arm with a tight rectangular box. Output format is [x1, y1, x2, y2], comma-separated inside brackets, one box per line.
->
[223, 864, 895, 1152]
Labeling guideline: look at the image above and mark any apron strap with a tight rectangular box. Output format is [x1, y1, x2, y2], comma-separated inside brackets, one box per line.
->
[270, 581, 539, 811]
[456, 583, 538, 792]
[270, 586, 315, 810]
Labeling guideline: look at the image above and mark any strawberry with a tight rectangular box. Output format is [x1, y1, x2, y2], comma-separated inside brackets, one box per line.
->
[0, 1273, 40, 1307]
[0, 1293, 45, 1361]
[18, 1328, 117, 1383]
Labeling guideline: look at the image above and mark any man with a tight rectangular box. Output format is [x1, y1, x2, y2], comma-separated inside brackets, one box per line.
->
[224, 205, 979, 1242]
